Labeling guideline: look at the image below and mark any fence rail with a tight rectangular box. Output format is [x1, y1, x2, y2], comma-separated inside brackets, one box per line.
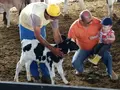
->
[0, 81, 116, 90]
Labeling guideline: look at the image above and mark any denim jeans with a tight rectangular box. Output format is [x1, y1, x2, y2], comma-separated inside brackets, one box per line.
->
[19, 24, 50, 79]
[72, 49, 112, 76]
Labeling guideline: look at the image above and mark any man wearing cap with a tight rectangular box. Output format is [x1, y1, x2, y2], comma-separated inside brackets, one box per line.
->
[68, 10, 118, 80]
[19, 2, 63, 83]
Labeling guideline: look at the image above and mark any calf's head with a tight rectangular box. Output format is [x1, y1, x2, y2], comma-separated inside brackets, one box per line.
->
[58, 35, 79, 54]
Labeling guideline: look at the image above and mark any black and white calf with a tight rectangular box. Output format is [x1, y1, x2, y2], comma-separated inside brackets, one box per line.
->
[14, 36, 79, 84]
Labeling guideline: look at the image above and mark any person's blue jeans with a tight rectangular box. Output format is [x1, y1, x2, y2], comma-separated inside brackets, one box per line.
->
[19, 24, 50, 79]
[72, 49, 112, 76]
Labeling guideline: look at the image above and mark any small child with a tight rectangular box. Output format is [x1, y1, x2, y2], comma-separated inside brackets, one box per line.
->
[88, 17, 115, 65]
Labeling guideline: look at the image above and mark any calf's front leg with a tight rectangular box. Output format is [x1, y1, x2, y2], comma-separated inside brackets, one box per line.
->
[14, 60, 25, 82]
[56, 60, 69, 84]
[25, 60, 32, 82]
[46, 63, 55, 84]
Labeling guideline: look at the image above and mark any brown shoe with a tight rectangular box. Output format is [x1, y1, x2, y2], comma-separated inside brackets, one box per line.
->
[41, 76, 51, 84]
[110, 70, 118, 80]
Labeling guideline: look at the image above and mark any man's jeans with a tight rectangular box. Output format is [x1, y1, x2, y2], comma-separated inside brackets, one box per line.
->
[72, 49, 112, 76]
[19, 24, 50, 79]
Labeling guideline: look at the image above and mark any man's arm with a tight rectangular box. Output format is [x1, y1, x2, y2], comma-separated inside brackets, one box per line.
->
[31, 14, 54, 49]
[51, 19, 62, 44]
[34, 26, 55, 50]
[34, 26, 63, 57]
[52, 28, 62, 44]
[31, 14, 63, 57]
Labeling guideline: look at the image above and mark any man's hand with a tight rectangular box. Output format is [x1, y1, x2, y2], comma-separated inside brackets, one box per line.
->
[52, 48, 64, 57]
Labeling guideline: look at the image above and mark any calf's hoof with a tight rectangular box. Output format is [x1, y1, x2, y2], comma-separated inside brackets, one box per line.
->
[14, 78, 19, 82]
[65, 81, 70, 85]
[28, 80, 34, 83]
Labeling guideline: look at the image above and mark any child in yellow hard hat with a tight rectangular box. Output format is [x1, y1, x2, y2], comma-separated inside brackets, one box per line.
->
[88, 17, 115, 65]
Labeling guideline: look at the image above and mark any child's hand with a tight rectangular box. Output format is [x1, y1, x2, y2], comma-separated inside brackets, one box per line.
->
[89, 36, 96, 40]
[103, 38, 114, 44]
[89, 34, 99, 40]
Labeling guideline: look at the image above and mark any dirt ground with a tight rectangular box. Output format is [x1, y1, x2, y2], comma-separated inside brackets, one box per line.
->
[0, 0, 120, 89]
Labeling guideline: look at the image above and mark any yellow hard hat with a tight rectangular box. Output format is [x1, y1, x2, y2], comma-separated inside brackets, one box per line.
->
[46, 4, 61, 17]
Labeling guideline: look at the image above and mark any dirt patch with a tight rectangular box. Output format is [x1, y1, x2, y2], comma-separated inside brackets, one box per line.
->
[0, 0, 120, 89]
